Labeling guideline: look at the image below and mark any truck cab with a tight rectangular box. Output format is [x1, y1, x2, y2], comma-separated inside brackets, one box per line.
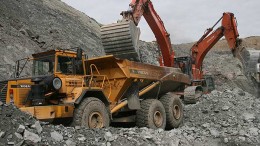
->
[0, 49, 111, 126]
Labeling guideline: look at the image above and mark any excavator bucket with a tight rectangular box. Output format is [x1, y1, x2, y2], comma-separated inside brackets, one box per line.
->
[101, 20, 141, 61]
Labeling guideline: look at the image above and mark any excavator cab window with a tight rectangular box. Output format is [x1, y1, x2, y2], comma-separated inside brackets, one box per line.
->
[33, 55, 55, 76]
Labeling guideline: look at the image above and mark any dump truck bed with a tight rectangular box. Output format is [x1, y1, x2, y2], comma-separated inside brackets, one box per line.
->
[86, 55, 190, 102]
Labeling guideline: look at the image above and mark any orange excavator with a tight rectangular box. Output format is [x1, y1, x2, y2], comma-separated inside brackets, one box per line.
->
[101, 0, 242, 100]
[176, 12, 240, 85]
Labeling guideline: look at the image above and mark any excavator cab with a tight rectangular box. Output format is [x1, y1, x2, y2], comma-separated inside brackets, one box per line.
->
[174, 56, 192, 77]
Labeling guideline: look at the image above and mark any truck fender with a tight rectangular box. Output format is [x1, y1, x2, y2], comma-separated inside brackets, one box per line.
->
[75, 89, 110, 107]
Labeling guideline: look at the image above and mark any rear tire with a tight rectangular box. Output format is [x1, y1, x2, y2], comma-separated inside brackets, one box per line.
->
[160, 94, 184, 129]
[72, 97, 110, 128]
[136, 99, 166, 129]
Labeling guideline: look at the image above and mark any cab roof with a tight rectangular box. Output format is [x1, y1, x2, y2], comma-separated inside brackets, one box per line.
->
[32, 49, 79, 58]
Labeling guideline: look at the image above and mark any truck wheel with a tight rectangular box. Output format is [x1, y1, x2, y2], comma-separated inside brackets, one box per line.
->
[136, 99, 166, 129]
[72, 97, 110, 128]
[160, 94, 183, 129]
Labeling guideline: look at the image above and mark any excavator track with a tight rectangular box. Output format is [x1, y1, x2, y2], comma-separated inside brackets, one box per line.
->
[101, 21, 141, 61]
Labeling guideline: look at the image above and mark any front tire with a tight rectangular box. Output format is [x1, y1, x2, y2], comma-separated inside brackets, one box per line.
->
[160, 94, 183, 129]
[136, 99, 166, 129]
[72, 97, 110, 128]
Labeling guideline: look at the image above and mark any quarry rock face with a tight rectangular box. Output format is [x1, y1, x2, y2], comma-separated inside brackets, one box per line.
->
[0, 0, 259, 145]
[0, 0, 104, 79]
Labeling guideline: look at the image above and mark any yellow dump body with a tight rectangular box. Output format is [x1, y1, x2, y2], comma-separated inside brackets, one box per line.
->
[87, 55, 191, 105]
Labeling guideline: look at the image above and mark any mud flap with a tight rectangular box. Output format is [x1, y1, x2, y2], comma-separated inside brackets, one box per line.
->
[124, 82, 141, 110]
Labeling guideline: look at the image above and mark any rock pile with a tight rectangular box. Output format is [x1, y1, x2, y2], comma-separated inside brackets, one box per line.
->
[179, 87, 260, 145]
[0, 104, 180, 145]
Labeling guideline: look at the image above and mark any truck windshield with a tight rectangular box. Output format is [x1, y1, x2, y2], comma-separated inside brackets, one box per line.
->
[33, 55, 55, 76]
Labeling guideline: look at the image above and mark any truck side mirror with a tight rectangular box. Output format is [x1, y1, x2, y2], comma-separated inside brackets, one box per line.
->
[76, 48, 83, 60]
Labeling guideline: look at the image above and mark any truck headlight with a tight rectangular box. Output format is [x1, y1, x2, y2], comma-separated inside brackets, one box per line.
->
[53, 78, 62, 90]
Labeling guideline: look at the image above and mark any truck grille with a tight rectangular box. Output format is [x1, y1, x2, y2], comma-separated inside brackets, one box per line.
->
[0, 81, 8, 104]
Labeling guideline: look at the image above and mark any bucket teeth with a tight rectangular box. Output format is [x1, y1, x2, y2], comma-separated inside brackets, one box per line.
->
[101, 20, 141, 61]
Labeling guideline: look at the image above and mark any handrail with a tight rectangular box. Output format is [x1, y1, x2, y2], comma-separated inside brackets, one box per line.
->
[86, 64, 112, 98]
[82, 75, 112, 99]
[90, 64, 101, 75]
[0, 84, 8, 93]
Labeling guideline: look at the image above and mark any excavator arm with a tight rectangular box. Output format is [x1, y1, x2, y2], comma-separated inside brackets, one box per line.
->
[101, 0, 174, 67]
[191, 12, 240, 81]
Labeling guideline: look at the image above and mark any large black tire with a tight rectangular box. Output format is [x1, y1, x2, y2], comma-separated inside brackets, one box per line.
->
[160, 94, 184, 129]
[136, 99, 166, 129]
[72, 97, 110, 128]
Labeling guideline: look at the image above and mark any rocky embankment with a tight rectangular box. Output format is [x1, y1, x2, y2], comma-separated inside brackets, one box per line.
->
[0, 0, 103, 79]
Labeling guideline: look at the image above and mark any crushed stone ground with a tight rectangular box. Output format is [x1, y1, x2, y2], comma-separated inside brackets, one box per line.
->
[0, 0, 259, 145]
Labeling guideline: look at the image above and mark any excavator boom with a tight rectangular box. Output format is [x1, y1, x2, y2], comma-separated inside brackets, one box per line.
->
[142, 2, 174, 67]
[191, 12, 240, 80]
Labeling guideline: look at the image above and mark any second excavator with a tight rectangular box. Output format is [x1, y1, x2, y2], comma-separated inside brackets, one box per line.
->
[175, 13, 240, 88]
